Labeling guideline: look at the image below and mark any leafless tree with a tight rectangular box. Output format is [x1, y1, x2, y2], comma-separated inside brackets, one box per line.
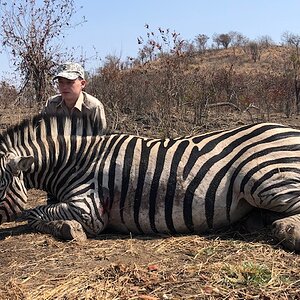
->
[0, 80, 18, 108]
[282, 32, 300, 52]
[181, 40, 197, 56]
[137, 25, 185, 63]
[0, 0, 84, 104]
[213, 33, 232, 49]
[257, 35, 274, 48]
[194, 34, 209, 53]
[281, 32, 300, 113]
[229, 31, 248, 47]
[228, 31, 248, 57]
[246, 41, 262, 62]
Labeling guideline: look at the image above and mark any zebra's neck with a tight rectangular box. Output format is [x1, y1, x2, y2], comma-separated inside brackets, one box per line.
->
[23, 135, 102, 198]
[0, 114, 106, 199]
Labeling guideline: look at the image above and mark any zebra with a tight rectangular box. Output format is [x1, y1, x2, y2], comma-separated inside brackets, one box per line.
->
[0, 114, 300, 251]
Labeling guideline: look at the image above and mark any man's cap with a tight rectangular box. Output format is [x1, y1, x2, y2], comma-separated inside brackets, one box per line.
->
[53, 62, 85, 80]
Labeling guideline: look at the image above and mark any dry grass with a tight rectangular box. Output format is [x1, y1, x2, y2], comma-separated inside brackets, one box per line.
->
[1, 211, 300, 300]
[190, 46, 290, 75]
[1, 160, 300, 299]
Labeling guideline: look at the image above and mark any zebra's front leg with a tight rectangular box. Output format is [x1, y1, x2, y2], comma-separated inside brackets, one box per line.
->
[29, 218, 87, 241]
[22, 198, 109, 241]
[272, 214, 300, 252]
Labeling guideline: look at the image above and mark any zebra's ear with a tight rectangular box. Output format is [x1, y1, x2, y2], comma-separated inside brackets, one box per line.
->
[8, 156, 34, 173]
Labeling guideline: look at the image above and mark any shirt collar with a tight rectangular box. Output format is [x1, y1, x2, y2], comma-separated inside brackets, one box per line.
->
[56, 92, 84, 112]
[73, 92, 84, 111]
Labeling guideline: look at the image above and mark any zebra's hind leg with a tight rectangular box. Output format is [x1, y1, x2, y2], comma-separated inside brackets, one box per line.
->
[242, 209, 282, 232]
[272, 214, 300, 252]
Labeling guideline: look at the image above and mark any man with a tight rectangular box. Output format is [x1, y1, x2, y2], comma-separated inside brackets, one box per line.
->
[43, 62, 107, 204]
[43, 62, 107, 131]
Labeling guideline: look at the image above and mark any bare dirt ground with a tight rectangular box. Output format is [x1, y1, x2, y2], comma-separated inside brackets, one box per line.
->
[1, 108, 300, 299]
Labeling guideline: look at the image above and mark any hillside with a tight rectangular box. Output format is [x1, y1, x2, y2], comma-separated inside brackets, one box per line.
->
[191, 45, 289, 74]
[0, 45, 299, 139]
[81, 44, 300, 138]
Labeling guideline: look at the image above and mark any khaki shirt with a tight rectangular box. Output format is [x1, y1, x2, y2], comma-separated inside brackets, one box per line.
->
[43, 91, 107, 132]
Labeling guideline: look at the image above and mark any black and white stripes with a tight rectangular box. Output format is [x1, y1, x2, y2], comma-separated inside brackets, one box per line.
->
[1, 114, 300, 246]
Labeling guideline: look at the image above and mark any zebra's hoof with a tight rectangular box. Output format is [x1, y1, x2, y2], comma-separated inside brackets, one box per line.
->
[272, 218, 300, 252]
[61, 220, 87, 242]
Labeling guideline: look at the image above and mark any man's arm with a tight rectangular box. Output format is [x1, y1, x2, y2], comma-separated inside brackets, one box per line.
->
[41, 95, 60, 115]
[93, 103, 107, 133]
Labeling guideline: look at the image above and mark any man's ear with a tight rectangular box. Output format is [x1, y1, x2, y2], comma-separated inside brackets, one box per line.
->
[80, 79, 86, 89]
[8, 155, 34, 174]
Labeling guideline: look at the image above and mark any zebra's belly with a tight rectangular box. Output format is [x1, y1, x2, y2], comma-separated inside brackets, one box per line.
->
[107, 194, 253, 234]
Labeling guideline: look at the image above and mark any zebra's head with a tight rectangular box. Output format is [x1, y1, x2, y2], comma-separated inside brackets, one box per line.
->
[0, 153, 34, 223]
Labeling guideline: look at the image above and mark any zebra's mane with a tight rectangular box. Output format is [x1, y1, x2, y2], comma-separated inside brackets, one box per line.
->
[0, 113, 105, 153]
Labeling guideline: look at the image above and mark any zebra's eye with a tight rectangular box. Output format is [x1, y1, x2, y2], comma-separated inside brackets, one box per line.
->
[11, 170, 21, 177]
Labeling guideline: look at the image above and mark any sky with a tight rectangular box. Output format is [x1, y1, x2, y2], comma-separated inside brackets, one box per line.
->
[1, 0, 300, 80]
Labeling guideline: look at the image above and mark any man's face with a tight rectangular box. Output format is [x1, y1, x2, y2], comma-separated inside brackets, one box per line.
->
[57, 77, 86, 103]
